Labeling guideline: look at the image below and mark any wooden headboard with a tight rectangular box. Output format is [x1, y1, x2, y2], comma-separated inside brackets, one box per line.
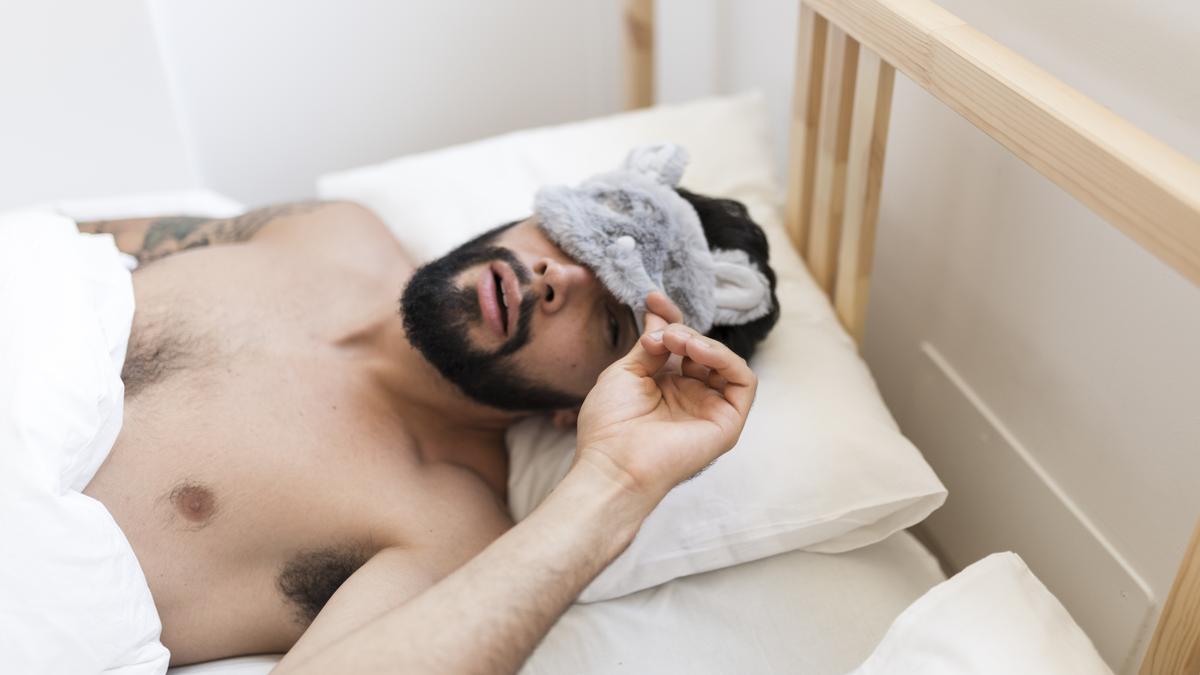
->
[622, 0, 1200, 673]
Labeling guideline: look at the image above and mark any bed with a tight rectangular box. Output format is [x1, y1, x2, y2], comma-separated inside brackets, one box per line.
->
[6, 0, 1196, 673]
[171, 0, 1195, 672]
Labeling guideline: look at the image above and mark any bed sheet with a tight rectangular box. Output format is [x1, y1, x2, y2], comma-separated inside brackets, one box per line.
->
[169, 530, 944, 675]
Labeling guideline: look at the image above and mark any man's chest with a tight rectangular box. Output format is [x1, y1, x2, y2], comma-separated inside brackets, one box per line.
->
[86, 357, 514, 661]
[85, 259, 515, 661]
[98, 298, 515, 564]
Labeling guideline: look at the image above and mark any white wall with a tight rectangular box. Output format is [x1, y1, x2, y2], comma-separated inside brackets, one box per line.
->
[0, 0, 197, 210]
[2, 0, 621, 208]
[149, 0, 623, 205]
[674, 0, 1200, 670]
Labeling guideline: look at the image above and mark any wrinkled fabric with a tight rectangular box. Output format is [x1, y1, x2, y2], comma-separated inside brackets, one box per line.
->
[0, 210, 170, 675]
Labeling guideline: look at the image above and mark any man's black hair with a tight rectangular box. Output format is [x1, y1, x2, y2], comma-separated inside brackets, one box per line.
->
[676, 188, 781, 360]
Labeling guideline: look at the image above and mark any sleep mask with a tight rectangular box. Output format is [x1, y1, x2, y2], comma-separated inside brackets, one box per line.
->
[533, 143, 773, 333]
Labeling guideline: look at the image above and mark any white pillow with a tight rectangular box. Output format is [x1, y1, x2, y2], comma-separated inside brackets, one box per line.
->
[850, 552, 1113, 675]
[318, 92, 946, 601]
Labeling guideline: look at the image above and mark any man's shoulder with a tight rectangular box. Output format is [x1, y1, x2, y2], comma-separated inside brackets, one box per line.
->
[255, 200, 393, 246]
[254, 200, 415, 272]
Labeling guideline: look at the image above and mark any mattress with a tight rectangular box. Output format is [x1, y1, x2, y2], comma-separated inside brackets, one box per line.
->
[169, 530, 944, 675]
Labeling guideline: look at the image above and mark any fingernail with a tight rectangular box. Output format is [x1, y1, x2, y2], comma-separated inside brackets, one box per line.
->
[648, 330, 663, 342]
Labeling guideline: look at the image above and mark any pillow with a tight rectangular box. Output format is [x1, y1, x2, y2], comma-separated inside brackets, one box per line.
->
[318, 94, 779, 262]
[850, 552, 1113, 674]
[318, 92, 947, 601]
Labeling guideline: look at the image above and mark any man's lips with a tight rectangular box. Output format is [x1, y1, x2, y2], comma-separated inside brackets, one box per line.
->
[476, 261, 522, 339]
[493, 261, 522, 337]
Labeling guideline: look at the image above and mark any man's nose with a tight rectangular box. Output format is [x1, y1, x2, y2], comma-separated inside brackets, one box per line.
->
[533, 258, 593, 314]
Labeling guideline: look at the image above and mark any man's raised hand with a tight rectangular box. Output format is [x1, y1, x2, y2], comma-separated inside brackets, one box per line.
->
[571, 292, 757, 513]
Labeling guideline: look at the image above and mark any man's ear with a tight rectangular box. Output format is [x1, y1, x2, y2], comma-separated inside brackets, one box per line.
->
[552, 408, 580, 429]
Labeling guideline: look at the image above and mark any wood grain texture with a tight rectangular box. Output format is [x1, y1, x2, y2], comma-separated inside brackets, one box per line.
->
[806, 25, 860, 294]
[784, 6, 828, 257]
[834, 48, 894, 347]
[804, 0, 1200, 288]
[1140, 520, 1200, 675]
[623, 0, 655, 110]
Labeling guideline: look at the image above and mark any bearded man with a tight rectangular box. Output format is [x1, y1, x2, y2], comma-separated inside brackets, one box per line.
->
[74, 145, 780, 672]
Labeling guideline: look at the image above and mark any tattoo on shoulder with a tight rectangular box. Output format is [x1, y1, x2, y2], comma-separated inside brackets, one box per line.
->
[138, 200, 327, 264]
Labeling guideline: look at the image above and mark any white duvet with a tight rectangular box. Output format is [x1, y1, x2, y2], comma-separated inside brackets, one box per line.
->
[0, 210, 170, 674]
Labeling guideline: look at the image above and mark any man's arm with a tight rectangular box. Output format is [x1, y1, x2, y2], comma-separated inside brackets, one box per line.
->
[274, 462, 647, 675]
[76, 201, 327, 265]
[275, 298, 757, 675]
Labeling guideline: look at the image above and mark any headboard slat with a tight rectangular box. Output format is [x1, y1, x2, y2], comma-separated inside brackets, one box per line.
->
[784, 6, 829, 258]
[807, 25, 860, 294]
[834, 48, 895, 344]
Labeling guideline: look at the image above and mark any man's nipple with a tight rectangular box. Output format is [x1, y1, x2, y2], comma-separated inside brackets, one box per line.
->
[168, 481, 217, 527]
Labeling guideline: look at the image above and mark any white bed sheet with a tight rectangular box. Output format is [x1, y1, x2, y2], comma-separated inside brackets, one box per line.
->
[169, 530, 944, 675]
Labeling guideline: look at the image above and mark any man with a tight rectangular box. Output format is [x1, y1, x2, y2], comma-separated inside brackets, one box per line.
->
[78, 146, 780, 672]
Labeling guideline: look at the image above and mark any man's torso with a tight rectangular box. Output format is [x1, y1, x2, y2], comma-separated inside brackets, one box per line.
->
[82, 206, 515, 665]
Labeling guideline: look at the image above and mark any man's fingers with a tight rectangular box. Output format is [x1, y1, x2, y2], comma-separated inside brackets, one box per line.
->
[707, 370, 728, 390]
[646, 292, 683, 325]
[638, 293, 680, 341]
[680, 356, 709, 382]
[642, 309, 669, 334]
[625, 327, 672, 376]
[657, 324, 757, 415]
[684, 339, 756, 416]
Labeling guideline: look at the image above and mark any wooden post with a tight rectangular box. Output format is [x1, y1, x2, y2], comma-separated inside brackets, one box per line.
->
[1140, 519, 1200, 675]
[623, 0, 655, 110]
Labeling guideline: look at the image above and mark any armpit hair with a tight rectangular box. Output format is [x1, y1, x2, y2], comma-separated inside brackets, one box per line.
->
[277, 545, 371, 626]
[122, 319, 202, 398]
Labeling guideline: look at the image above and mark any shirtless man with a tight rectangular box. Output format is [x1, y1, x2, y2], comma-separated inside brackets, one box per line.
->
[77, 179, 778, 672]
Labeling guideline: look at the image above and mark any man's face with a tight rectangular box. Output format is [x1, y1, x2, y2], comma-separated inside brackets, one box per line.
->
[400, 217, 639, 412]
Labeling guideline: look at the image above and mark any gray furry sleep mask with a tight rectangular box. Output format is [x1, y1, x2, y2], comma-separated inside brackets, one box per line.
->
[533, 143, 773, 334]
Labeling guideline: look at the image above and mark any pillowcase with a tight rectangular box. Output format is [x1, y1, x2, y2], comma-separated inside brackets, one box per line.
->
[850, 552, 1113, 674]
[318, 92, 947, 601]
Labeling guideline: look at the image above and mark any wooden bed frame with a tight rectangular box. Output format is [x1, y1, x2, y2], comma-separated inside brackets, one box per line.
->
[623, 1, 1200, 673]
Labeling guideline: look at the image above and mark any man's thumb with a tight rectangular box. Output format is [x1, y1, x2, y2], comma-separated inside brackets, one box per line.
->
[618, 315, 670, 377]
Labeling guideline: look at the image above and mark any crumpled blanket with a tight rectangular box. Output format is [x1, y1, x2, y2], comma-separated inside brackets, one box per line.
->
[0, 209, 170, 675]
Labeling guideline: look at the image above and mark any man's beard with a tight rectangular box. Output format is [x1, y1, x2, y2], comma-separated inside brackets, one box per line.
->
[399, 226, 583, 412]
